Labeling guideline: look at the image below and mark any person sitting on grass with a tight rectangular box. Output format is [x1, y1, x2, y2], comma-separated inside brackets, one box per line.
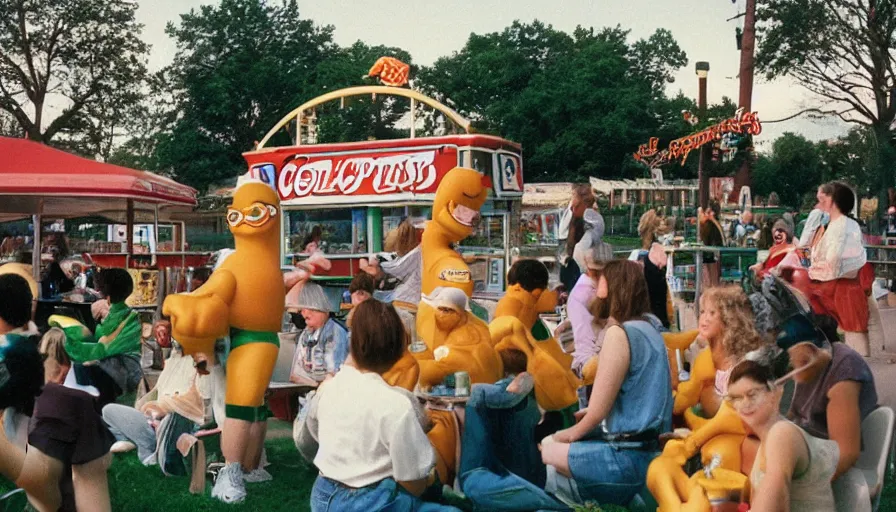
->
[54, 268, 142, 406]
[0, 273, 115, 512]
[298, 300, 459, 511]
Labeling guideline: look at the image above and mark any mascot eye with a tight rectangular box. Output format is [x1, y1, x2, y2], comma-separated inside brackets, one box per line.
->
[226, 210, 243, 226]
[267, 205, 278, 217]
[245, 205, 267, 222]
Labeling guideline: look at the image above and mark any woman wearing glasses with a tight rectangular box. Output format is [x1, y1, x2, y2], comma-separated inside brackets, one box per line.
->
[726, 353, 838, 511]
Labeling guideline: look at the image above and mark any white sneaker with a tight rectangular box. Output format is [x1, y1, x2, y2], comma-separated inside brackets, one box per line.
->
[110, 441, 136, 454]
[211, 463, 247, 504]
[243, 467, 273, 483]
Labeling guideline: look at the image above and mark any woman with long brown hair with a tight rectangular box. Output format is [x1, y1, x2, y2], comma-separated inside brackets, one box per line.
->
[541, 260, 672, 507]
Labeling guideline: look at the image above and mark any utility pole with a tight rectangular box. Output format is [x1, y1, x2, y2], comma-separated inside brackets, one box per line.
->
[697, 61, 710, 210]
[734, 0, 757, 197]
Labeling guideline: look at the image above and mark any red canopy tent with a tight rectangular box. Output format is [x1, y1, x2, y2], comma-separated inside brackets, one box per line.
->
[0, 136, 198, 277]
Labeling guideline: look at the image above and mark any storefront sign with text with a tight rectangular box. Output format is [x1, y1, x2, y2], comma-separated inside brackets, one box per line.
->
[259, 147, 459, 201]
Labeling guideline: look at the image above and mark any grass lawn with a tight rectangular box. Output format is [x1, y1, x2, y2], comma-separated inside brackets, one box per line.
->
[106, 435, 318, 511]
[1, 424, 893, 511]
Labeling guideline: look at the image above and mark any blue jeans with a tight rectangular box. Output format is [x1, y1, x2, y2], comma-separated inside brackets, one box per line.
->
[459, 381, 568, 511]
[546, 440, 657, 506]
[311, 475, 460, 512]
[102, 403, 156, 464]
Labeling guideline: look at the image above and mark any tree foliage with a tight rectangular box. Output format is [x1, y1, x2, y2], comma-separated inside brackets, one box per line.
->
[151, 0, 416, 192]
[153, 0, 336, 191]
[756, 0, 896, 198]
[752, 133, 824, 208]
[0, 0, 148, 156]
[416, 21, 688, 182]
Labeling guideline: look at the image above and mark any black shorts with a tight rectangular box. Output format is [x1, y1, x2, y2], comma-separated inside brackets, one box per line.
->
[28, 383, 115, 466]
[28, 384, 115, 512]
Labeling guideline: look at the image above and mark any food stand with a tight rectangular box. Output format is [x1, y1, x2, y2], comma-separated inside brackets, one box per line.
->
[0, 136, 200, 327]
[241, 86, 524, 299]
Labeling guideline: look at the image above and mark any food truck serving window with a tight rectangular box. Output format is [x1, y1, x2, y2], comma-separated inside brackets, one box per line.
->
[381, 206, 431, 235]
[285, 209, 368, 256]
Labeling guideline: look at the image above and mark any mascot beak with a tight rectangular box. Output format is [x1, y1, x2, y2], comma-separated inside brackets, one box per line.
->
[481, 174, 493, 189]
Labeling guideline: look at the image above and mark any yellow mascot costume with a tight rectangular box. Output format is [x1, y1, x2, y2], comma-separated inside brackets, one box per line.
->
[489, 259, 579, 411]
[647, 401, 748, 512]
[416, 167, 490, 354]
[163, 178, 284, 504]
[417, 287, 502, 388]
[673, 348, 717, 422]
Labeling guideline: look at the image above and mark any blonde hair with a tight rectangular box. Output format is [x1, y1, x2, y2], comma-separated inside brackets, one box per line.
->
[40, 327, 70, 367]
[701, 286, 766, 362]
[384, 219, 419, 257]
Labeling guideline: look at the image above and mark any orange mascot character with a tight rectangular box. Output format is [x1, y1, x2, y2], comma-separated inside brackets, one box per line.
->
[416, 167, 490, 355]
[490, 259, 579, 411]
[163, 178, 284, 504]
[647, 401, 748, 512]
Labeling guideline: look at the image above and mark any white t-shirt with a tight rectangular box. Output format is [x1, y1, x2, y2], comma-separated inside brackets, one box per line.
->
[314, 365, 435, 488]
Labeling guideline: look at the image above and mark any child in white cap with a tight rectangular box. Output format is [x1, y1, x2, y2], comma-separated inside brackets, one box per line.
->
[289, 283, 348, 387]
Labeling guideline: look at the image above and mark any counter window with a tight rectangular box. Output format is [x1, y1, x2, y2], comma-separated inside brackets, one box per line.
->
[381, 206, 431, 237]
[459, 213, 506, 251]
[285, 208, 368, 256]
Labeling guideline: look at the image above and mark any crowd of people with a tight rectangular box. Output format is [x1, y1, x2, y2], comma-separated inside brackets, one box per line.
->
[0, 178, 887, 512]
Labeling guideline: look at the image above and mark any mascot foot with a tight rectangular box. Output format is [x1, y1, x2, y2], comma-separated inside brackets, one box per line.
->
[212, 463, 247, 503]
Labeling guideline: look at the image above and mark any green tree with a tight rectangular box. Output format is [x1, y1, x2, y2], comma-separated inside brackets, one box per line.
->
[313, 42, 415, 144]
[752, 133, 824, 208]
[817, 127, 878, 194]
[756, 0, 896, 209]
[0, 0, 148, 156]
[416, 21, 688, 183]
[154, 0, 337, 192]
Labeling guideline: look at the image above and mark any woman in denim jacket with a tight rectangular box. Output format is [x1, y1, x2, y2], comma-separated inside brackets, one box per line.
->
[542, 260, 673, 507]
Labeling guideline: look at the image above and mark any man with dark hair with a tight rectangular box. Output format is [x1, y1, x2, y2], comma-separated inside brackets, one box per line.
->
[53, 267, 141, 406]
[506, 259, 549, 293]
[0, 274, 34, 332]
[348, 272, 375, 306]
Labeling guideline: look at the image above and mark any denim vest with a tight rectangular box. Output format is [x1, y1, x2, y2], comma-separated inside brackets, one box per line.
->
[602, 319, 673, 436]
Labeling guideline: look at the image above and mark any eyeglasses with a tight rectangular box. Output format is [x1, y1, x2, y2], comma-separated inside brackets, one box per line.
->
[725, 385, 771, 409]
[226, 202, 278, 228]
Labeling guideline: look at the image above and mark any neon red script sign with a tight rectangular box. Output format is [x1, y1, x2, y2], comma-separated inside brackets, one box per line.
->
[272, 148, 458, 201]
[634, 109, 762, 168]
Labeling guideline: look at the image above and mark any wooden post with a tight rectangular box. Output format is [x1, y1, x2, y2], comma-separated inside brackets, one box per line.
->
[31, 199, 43, 283]
[126, 199, 134, 268]
[734, 0, 757, 195]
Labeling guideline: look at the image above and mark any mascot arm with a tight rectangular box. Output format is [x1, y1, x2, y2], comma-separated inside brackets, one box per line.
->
[684, 402, 746, 455]
[162, 269, 237, 354]
[382, 350, 420, 392]
[417, 359, 455, 388]
[673, 349, 714, 415]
